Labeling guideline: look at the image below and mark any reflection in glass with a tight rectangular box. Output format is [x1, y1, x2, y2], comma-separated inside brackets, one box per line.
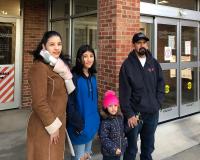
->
[73, 0, 97, 14]
[0, 0, 20, 16]
[181, 26, 198, 62]
[0, 23, 16, 64]
[140, 22, 153, 52]
[72, 15, 97, 63]
[51, 0, 69, 18]
[157, 24, 177, 63]
[158, 0, 197, 10]
[162, 70, 177, 109]
[52, 20, 69, 56]
[181, 67, 198, 104]
[141, 0, 155, 3]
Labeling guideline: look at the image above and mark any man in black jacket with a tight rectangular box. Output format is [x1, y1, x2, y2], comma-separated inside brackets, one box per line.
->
[119, 32, 165, 160]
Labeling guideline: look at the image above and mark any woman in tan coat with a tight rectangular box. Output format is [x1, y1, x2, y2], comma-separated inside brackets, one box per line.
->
[27, 31, 71, 160]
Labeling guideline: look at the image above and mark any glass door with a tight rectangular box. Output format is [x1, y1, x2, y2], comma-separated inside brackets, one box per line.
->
[180, 20, 199, 116]
[0, 17, 22, 110]
[140, 16, 154, 53]
[155, 18, 179, 122]
[156, 18, 200, 121]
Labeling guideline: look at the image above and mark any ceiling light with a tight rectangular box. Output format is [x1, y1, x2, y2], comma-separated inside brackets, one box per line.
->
[158, 0, 169, 4]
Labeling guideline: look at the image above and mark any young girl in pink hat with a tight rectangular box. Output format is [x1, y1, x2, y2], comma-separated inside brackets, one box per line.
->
[99, 90, 127, 160]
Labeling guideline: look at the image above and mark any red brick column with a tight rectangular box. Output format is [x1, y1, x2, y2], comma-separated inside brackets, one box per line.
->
[22, 0, 48, 108]
[97, 0, 140, 102]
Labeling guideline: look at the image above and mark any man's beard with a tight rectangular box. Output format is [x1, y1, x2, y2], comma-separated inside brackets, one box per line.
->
[138, 47, 147, 56]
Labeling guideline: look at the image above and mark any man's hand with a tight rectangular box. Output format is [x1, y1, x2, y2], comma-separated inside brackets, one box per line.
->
[50, 129, 59, 145]
[128, 116, 139, 128]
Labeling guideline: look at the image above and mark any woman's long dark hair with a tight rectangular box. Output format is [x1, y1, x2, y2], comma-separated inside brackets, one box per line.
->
[32, 31, 69, 64]
[72, 44, 97, 76]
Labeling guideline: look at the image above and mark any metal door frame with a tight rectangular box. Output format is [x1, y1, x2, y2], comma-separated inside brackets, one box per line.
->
[155, 17, 180, 122]
[156, 17, 200, 121]
[0, 17, 23, 110]
[179, 20, 199, 116]
[140, 16, 154, 54]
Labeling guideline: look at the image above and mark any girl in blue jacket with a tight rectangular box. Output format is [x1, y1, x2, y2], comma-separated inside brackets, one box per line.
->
[67, 44, 100, 160]
[99, 90, 127, 160]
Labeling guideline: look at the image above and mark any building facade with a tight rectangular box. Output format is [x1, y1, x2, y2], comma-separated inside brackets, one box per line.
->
[0, 0, 199, 122]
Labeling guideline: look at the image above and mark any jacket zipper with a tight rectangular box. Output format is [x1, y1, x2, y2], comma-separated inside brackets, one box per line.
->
[115, 118, 121, 151]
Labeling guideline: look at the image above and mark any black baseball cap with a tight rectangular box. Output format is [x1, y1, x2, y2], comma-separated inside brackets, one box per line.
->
[132, 32, 149, 43]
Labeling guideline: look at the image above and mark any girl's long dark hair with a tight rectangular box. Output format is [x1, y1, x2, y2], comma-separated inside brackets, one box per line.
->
[32, 31, 70, 64]
[72, 44, 97, 76]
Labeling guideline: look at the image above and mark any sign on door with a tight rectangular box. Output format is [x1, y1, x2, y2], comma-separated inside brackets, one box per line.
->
[0, 65, 15, 103]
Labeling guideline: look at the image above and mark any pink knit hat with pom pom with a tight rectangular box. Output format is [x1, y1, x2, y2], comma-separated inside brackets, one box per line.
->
[103, 90, 119, 109]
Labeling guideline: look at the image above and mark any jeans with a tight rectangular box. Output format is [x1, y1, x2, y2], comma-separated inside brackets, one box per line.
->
[123, 112, 159, 160]
[71, 140, 92, 160]
[103, 155, 121, 160]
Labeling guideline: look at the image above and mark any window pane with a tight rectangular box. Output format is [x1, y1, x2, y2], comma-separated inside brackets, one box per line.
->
[141, 0, 155, 3]
[162, 70, 177, 109]
[0, 0, 20, 16]
[157, 24, 177, 63]
[51, 0, 69, 18]
[158, 0, 197, 10]
[73, 0, 97, 15]
[181, 67, 198, 104]
[0, 22, 16, 64]
[52, 20, 69, 56]
[72, 15, 97, 63]
[140, 22, 153, 53]
[181, 26, 198, 62]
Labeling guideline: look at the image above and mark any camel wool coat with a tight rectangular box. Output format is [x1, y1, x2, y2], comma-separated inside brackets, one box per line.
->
[27, 61, 67, 160]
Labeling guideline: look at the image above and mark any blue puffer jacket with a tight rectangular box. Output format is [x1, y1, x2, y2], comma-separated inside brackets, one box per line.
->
[99, 109, 127, 156]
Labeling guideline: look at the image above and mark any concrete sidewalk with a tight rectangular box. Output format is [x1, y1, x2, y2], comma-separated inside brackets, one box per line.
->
[163, 144, 200, 160]
[0, 108, 199, 160]
[0, 109, 28, 160]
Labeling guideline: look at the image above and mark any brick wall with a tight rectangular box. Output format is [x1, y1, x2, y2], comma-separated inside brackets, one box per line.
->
[22, 0, 48, 108]
[98, 0, 140, 102]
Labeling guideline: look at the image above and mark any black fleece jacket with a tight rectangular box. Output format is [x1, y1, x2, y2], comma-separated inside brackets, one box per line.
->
[119, 50, 165, 119]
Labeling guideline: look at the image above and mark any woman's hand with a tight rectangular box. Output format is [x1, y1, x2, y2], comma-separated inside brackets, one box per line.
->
[50, 129, 59, 144]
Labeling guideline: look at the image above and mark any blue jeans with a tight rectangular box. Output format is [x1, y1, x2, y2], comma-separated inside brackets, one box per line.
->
[71, 140, 92, 160]
[103, 155, 121, 160]
[123, 112, 159, 160]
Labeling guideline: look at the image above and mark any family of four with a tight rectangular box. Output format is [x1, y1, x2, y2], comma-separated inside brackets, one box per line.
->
[27, 31, 165, 160]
